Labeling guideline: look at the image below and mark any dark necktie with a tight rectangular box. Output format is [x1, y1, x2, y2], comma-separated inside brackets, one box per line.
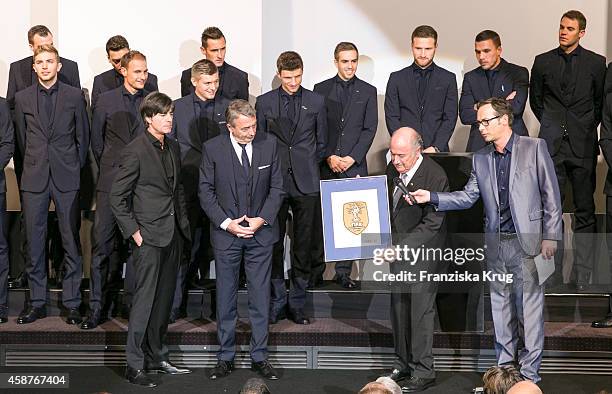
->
[339, 80, 351, 113]
[286, 95, 296, 123]
[43, 90, 53, 123]
[416, 69, 428, 103]
[561, 53, 573, 92]
[485, 69, 494, 96]
[197, 100, 212, 142]
[239, 143, 250, 177]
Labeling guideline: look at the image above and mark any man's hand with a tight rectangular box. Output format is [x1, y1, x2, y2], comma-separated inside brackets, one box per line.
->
[226, 215, 255, 238]
[338, 156, 356, 172]
[132, 230, 143, 247]
[326, 155, 343, 173]
[423, 147, 437, 153]
[245, 216, 266, 233]
[408, 189, 431, 205]
[505, 91, 517, 100]
[541, 240, 557, 259]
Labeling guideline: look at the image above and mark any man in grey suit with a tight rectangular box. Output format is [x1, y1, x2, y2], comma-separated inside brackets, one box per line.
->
[410, 98, 562, 383]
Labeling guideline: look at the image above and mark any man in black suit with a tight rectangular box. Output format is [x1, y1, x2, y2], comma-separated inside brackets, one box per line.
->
[200, 100, 284, 381]
[169, 59, 231, 321]
[0, 98, 15, 324]
[256, 51, 327, 325]
[13, 45, 89, 325]
[460, 30, 529, 151]
[7, 25, 80, 291]
[110, 92, 192, 387]
[313, 42, 377, 288]
[530, 10, 606, 288]
[180, 27, 248, 100]
[91, 35, 158, 107]
[83, 50, 153, 329]
[385, 25, 457, 151]
[379, 127, 448, 392]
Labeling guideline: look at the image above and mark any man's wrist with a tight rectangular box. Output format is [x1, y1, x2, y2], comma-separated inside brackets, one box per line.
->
[220, 218, 231, 231]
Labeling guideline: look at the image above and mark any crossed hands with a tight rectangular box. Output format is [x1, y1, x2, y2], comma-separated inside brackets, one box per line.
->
[327, 155, 356, 173]
[226, 215, 265, 238]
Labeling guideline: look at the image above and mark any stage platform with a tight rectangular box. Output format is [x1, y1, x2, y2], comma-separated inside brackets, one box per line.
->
[2, 283, 612, 376]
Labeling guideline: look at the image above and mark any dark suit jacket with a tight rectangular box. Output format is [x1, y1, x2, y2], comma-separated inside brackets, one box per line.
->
[110, 132, 190, 247]
[14, 82, 89, 193]
[530, 46, 606, 158]
[387, 155, 448, 248]
[91, 87, 151, 192]
[91, 69, 158, 107]
[7, 56, 80, 111]
[460, 59, 529, 151]
[599, 67, 612, 194]
[180, 62, 249, 100]
[169, 93, 230, 201]
[0, 98, 15, 193]
[199, 132, 285, 250]
[256, 87, 327, 194]
[313, 76, 377, 177]
[384, 63, 458, 151]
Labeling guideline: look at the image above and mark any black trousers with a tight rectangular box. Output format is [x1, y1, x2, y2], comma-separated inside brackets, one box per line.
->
[90, 190, 133, 311]
[605, 196, 612, 316]
[126, 228, 182, 370]
[552, 139, 597, 278]
[22, 180, 82, 309]
[0, 193, 8, 307]
[271, 177, 318, 313]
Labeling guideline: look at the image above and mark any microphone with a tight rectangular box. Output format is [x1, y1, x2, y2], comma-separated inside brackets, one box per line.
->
[393, 177, 418, 204]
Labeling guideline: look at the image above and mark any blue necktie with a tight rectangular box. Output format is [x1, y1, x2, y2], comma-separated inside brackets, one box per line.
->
[239, 143, 250, 176]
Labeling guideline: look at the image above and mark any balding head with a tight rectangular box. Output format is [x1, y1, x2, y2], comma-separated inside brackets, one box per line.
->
[507, 381, 542, 394]
[390, 127, 423, 174]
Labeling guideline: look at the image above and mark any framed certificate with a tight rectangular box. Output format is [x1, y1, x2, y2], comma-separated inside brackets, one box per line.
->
[320, 175, 392, 262]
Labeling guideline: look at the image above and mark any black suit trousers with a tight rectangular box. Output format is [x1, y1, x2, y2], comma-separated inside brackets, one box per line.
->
[0, 193, 8, 306]
[126, 228, 182, 370]
[22, 180, 82, 309]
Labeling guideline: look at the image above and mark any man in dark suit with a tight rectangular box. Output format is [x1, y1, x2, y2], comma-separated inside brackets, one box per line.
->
[256, 51, 327, 325]
[593, 65, 612, 329]
[530, 10, 606, 288]
[313, 42, 377, 288]
[91, 35, 158, 107]
[460, 30, 529, 151]
[385, 25, 457, 151]
[378, 128, 448, 392]
[83, 50, 153, 329]
[7, 24, 80, 291]
[180, 27, 248, 100]
[200, 100, 284, 381]
[0, 98, 15, 324]
[110, 92, 192, 387]
[411, 98, 562, 383]
[169, 59, 231, 321]
[13, 45, 89, 325]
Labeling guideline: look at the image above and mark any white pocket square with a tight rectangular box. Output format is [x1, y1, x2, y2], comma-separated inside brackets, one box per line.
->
[258, 164, 271, 170]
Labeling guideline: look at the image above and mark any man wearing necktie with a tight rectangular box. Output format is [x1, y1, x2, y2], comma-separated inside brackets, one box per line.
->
[379, 127, 448, 392]
[199, 100, 284, 381]
[13, 45, 90, 325]
[459, 30, 529, 152]
[530, 10, 606, 289]
[179, 27, 249, 101]
[313, 42, 378, 288]
[169, 59, 231, 322]
[385, 25, 458, 152]
[256, 52, 327, 325]
[85, 50, 153, 329]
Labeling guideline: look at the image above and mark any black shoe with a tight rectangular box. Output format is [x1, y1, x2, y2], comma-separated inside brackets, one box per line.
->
[146, 361, 191, 375]
[0, 305, 7, 323]
[383, 368, 411, 382]
[401, 376, 436, 392]
[288, 309, 310, 325]
[125, 366, 157, 387]
[187, 277, 206, 290]
[336, 274, 357, 289]
[592, 316, 612, 328]
[17, 305, 47, 324]
[80, 309, 104, 329]
[251, 360, 279, 380]
[8, 273, 27, 289]
[65, 308, 82, 325]
[269, 308, 287, 324]
[209, 360, 233, 380]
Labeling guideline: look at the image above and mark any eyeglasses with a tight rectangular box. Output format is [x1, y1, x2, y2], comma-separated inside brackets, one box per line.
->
[476, 115, 502, 127]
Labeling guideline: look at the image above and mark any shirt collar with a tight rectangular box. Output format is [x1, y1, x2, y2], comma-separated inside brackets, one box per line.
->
[557, 44, 582, 57]
[400, 154, 423, 183]
[192, 92, 214, 105]
[229, 132, 252, 149]
[121, 85, 143, 98]
[217, 63, 226, 75]
[413, 62, 435, 73]
[496, 132, 515, 154]
[279, 86, 302, 99]
[335, 74, 355, 85]
[146, 130, 166, 147]
[38, 81, 58, 94]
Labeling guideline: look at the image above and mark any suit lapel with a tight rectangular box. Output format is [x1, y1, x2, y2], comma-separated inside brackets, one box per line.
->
[188, 97, 203, 152]
[169, 140, 179, 192]
[341, 78, 359, 126]
[290, 93, 305, 140]
[405, 65, 419, 109]
[142, 134, 168, 189]
[509, 135, 519, 192]
[493, 59, 510, 97]
[222, 134, 238, 203]
[250, 140, 262, 194]
[487, 146, 499, 206]
[48, 83, 64, 136]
